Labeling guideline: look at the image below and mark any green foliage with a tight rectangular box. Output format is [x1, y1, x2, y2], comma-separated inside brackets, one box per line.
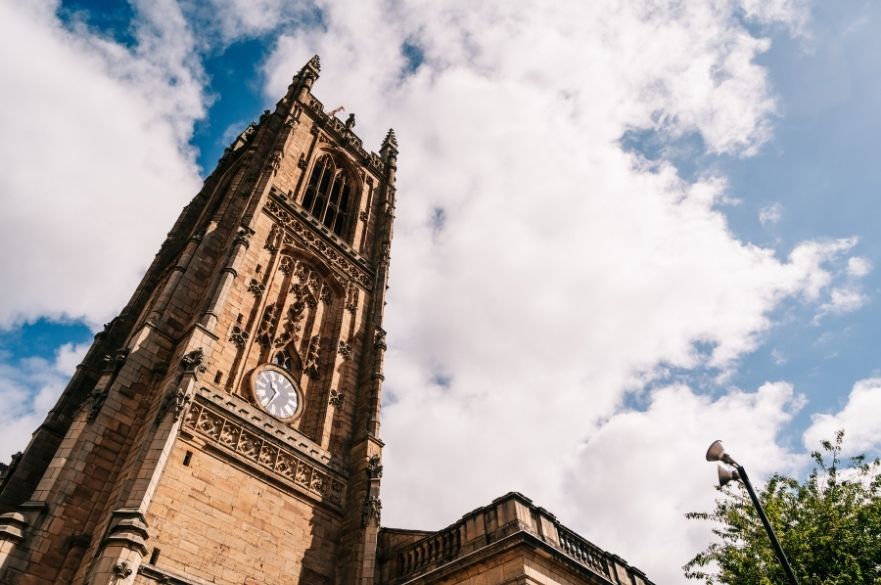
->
[684, 431, 881, 585]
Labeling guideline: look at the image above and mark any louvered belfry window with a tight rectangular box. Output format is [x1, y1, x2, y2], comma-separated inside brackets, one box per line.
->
[302, 155, 352, 237]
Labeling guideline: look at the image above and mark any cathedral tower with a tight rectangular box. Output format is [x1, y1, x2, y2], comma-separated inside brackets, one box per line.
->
[0, 55, 396, 585]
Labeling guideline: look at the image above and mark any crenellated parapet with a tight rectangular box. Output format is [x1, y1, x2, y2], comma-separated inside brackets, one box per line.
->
[299, 93, 387, 178]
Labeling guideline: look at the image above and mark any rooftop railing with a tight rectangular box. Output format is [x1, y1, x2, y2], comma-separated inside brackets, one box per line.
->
[378, 492, 652, 585]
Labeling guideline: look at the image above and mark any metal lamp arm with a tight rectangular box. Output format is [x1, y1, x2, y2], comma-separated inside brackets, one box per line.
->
[736, 465, 800, 585]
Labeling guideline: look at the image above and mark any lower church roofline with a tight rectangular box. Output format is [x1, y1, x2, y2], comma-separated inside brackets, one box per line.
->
[377, 491, 655, 585]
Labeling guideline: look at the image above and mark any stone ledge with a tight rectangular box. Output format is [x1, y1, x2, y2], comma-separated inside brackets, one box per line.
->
[139, 562, 216, 585]
[194, 387, 337, 470]
[0, 512, 28, 543]
[103, 508, 149, 556]
[181, 397, 346, 512]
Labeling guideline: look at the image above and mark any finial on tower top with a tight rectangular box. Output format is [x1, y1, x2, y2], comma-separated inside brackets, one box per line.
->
[382, 129, 398, 151]
[293, 54, 321, 90]
[295, 54, 321, 82]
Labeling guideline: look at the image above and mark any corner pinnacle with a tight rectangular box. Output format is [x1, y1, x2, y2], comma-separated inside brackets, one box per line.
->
[382, 129, 398, 150]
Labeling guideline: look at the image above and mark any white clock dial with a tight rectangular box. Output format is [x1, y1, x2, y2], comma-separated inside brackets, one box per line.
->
[252, 365, 300, 420]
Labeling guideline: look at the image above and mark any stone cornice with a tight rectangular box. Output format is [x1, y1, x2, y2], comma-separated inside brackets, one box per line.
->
[181, 392, 346, 512]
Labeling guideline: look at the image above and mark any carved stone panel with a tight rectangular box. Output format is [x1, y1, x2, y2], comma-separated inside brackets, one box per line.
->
[182, 400, 346, 508]
[263, 200, 372, 288]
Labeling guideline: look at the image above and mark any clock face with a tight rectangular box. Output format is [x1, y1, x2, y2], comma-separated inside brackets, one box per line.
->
[252, 365, 300, 420]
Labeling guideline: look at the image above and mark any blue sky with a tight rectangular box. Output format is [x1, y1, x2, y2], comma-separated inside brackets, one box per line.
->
[722, 2, 881, 424]
[1, 1, 879, 582]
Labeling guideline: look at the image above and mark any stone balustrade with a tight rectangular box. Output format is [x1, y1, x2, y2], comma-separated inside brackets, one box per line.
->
[378, 492, 654, 585]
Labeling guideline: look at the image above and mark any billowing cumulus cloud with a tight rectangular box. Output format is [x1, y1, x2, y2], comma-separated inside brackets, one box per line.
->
[182, 0, 315, 47]
[257, 1, 864, 581]
[804, 377, 881, 454]
[564, 382, 804, 583]
[0, 1, 874, 584]
[0, 1, 204, 328]
[847, 256, 872, 277]
[817, 287, 867, 317]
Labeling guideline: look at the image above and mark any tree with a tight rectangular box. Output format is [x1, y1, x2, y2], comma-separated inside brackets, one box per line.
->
[684, 431, 881, 585]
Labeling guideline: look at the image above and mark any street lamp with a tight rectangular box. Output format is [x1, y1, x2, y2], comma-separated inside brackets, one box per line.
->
[705, 440, 800, 585]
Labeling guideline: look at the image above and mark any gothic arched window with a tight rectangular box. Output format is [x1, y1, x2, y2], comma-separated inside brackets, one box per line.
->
[302, 155, 353, 238]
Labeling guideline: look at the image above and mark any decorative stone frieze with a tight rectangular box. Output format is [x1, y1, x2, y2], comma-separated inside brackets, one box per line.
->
[263, 199, 372, 288]
[182, 401, 345, 509]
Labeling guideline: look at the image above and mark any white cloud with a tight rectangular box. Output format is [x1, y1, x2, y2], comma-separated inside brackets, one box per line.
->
[564, 382, 804, 584]
[847, 256, 872, 277]
[759, 201, 783, 225]
[183, 0, 315, 47]
[810, 255, 872, 319]
[0, 1, 204, 329]
[55, 341, 89, 377]
[0, 342, 89, 462]
[741, 0, 810, 36]
[785, 237, 856, 300]
[238, 0, 872, 580]
[256, 2, 865, 582]
[771, 348, 787, 364]
[804, 377, 881, 454]
[816, 287, 867, 319]
[1, 1, 872, 584]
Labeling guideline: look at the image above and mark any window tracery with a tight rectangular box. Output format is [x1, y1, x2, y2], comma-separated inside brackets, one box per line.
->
[302, 154, 353, 237]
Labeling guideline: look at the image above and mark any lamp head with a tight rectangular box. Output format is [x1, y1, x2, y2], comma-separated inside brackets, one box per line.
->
[717, 464, 741, 487]
[706, 440, 726, 462]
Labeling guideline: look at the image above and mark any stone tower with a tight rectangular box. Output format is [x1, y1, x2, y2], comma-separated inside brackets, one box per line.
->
[0, 55, 396, 585]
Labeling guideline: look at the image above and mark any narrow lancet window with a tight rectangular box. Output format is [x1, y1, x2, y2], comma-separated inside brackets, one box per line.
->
[302, 155, 353, 237]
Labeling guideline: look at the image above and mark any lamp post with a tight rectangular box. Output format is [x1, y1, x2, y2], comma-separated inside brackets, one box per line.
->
[705, 440, 800, 585]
